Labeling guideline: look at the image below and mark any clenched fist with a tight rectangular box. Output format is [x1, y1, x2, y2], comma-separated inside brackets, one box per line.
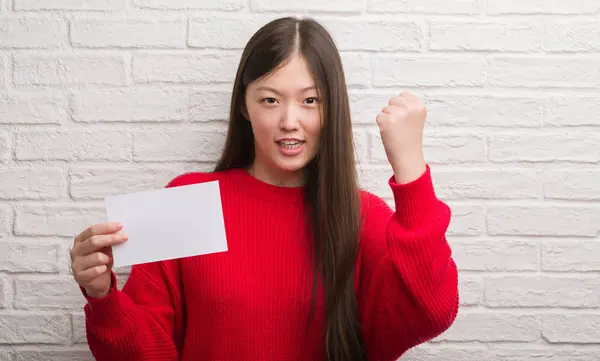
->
[376, 92, 427, 184]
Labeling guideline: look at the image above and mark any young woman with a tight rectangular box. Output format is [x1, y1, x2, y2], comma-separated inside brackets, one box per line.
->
[70, 16, 458, 361]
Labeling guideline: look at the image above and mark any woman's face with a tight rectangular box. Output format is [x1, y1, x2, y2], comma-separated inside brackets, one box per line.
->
[244, 53, 322, 183]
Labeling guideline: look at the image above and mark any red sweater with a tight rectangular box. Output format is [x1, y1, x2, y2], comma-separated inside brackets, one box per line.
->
[82, 165, 458, 361]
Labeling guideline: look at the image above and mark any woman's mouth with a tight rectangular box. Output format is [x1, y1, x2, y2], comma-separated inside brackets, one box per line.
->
[276, 139, 305, 155]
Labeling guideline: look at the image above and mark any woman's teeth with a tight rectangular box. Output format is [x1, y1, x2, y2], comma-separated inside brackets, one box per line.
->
[278, 140, 303, 148]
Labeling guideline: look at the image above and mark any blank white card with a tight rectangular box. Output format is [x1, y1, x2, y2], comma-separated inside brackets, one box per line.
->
[105, 180, 228, 268]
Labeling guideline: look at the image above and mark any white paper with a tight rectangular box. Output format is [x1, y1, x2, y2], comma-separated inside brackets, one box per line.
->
[104, 180, 228, 267]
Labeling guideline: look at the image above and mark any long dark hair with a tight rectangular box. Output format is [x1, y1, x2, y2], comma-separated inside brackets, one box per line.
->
[214, 17, 365, 361]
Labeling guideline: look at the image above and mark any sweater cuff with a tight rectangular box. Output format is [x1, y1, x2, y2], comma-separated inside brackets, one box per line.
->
[388, 164, 439, 229]
[81, 271, 128, 327]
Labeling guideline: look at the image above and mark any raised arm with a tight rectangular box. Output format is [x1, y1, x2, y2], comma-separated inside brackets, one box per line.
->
[355, 165, 458, 360]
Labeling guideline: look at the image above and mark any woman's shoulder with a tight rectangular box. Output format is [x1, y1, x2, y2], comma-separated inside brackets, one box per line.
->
[357, 189, 395, 229]
[165, 168, 239, 188]
[358, 189, 390, 214]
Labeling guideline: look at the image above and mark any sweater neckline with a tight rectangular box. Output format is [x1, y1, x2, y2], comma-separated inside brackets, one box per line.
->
[230, 168, 305, 203]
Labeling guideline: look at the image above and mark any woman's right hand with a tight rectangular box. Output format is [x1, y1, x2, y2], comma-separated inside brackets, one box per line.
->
[70, 222, 128, 299]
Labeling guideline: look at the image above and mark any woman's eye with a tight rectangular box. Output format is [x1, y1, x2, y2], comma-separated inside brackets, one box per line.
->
[305, 97, 319, 104]
[263, 97, 277, 104]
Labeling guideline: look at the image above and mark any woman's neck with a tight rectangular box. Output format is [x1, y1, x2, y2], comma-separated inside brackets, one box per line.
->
[247, 161, 306, 188]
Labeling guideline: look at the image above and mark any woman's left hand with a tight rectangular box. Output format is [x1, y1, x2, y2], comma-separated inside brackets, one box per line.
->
[376, 92, 428, 184]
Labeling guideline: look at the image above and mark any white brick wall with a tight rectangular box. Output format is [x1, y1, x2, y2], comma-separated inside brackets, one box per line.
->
[0, 0, 599, 360]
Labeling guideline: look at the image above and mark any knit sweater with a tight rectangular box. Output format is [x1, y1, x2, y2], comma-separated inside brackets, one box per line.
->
[81, 165, 458, 361]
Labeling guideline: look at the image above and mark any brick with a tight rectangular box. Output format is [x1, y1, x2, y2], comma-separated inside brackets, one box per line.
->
[320, 19, 423, 51]
[70, 165, 190, 199]
[14, 205, 105, 237]
[490, 348, 600, 361]
[15, 350, 94, 361]
[114, 265, 132, 275]
[0, 55, 4, 87]
[390, 169, 542, 200]
[116, 273, 129, 288]
[189, 15, 276, 49]
[489, 134, 600, 163]
[358, 167, 394, 199]
[447, 204, 485, 236]
[0, 91, 68, 124]
[542, 241, 600, 272]
[405, 347, 600, 361]
[0, 205, 9, 236]
[373, 55, 486, 87]
[134, 129, 226, 161]
[370, 132, 486, 165]
[0, 167, 66, 199]
[487, 206, 600, 237]
[430, 21, 541, 51]
[71, 18, 187, 48]
[426, 94, 541, 128]
[14, 277, 85, 309]
[0, 18, 67, 48]
[0, 313, 69, 343]
[458, 276, 481, 306]
[15, 130, 131, 161]
[368, 0, 482, 14]
[544, 96, 600, 127]
[402, 347, 489, 361]
[0, 276, 6, 308]
[424, 134, 486, 164]
[13, 54, 126, 86]
[252, 0, 364, 12]
[544, 170, 600, 200]
[435, 311, 539, 342]
[484, 275, 600, 308]
[545, 22, 600, 52]
[72, 88, 188, 122]
[340, 52, 371, 88]
[543, 314, 600, 343]
[189, 90, 231, 121]
[15, 0, 126, 10]
[0, 131, 9, 161]
[72, 313, 86, 343]
[348, 92, 391, 124]
[488, 0, 600, 14]
[133, 52, 240, 84]
[488, 57, 600, 88]
[450, 239, 538, 271]
[133, 0, 245, 10]
[0, 241, 60, 273]
[352, 129, 367, 165]
[433, 169, 542, 200]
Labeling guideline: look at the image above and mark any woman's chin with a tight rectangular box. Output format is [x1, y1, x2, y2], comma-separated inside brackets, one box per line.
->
[272, 156, 311, 174]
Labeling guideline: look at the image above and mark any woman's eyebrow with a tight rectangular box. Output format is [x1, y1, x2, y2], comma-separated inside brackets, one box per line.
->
[254, 85, 317, 94]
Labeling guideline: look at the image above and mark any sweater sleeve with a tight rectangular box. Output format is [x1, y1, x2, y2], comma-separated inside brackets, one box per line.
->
[82, 259, 185, 361]
[81, 174, 196, 361]
[355, 164, 459, 361]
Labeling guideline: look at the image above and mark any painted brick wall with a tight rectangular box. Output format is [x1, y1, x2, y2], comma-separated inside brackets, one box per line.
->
[0, 0, 599, 360]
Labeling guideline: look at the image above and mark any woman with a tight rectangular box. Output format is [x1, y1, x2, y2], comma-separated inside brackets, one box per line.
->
[70, 16, 458, 361]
